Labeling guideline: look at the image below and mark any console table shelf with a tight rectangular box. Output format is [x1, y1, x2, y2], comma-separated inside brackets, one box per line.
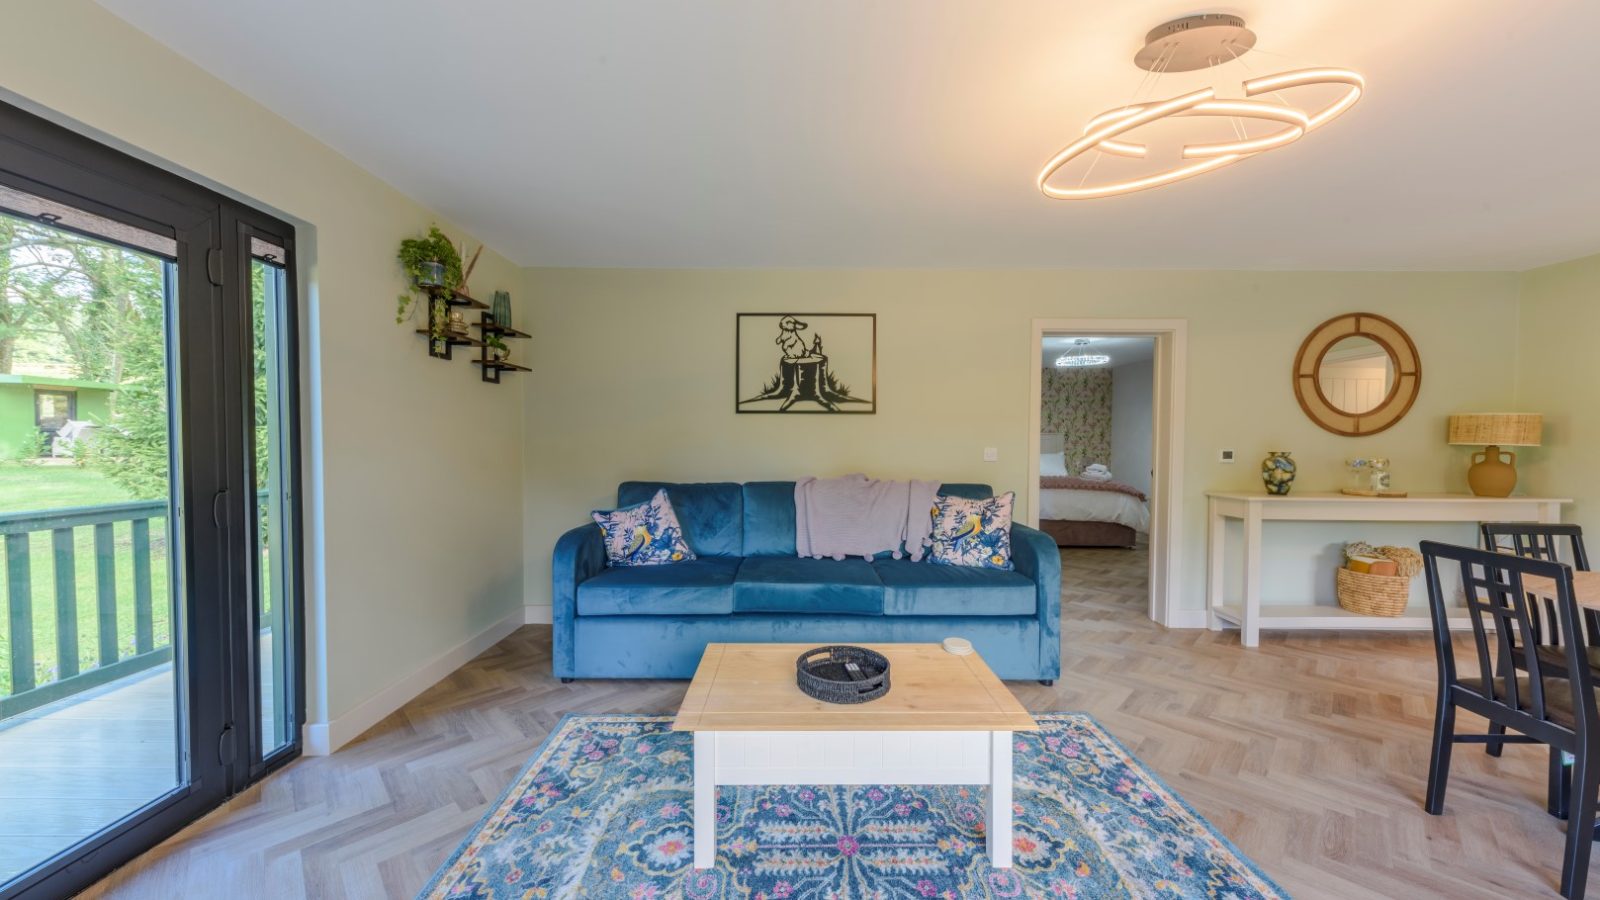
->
[1206, 491, 1569, 647]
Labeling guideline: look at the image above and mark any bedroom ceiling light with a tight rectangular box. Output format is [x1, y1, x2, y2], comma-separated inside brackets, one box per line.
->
[1055, 339, 1111, 368]
[1037, 14, 1364, 200]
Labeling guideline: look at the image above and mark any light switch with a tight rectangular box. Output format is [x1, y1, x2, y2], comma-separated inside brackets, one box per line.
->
[1219, 449, 1236, 463]
[983, 447, 999, 462]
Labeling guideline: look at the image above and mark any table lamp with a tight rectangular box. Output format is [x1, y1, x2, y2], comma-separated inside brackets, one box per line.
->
[1447, 413, 1543, 497]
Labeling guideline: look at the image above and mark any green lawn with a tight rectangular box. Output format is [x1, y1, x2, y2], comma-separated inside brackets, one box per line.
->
[0, 464, 135, 512]
[0, 464, 171, 699]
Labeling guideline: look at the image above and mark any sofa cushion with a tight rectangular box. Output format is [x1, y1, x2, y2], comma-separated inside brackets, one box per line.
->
[591, 489, 697, 567]
[618, 482, 743, 558]
[872, 558, 1036, 616]
[928, 491, 1016, 571]
[742, 481, 797, 557]
[734, 557, 884, 615]
[576, 557, 740, 616]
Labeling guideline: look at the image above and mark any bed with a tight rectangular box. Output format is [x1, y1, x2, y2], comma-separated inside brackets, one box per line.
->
[1038, 440, 1148, 548]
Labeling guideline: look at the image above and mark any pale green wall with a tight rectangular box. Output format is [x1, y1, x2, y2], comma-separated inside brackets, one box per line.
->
[1, 0, 526, 743]
[0, 386, 34, 459]
[74, 388, 112, 430]
[1517, 251, 1600, 535]
[0, 385, 112, 459]
[521, 268, 1523, 617]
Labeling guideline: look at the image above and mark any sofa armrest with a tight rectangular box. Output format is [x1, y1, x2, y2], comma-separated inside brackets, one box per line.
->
[1011, 523, 1062, 680]
[552, 523, 606, 677]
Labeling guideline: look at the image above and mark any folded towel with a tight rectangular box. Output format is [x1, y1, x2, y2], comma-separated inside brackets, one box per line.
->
[1081, 463, 1113, 482]
[795, 475, 943, 561]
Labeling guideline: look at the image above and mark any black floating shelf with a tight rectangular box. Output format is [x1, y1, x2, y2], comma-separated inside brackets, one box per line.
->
[474, 311, 529, 383]
[480, 322, 531, 339]
[418, 284, 489, 309]
[414, 329, 485, 347]
[444, 290, 488, 309]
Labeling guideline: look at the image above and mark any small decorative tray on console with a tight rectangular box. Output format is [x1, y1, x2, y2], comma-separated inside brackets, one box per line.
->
[795, 645, 890, 704]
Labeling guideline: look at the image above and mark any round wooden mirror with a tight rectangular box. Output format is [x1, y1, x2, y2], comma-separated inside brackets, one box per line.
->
[1293, 313, 1421, 436]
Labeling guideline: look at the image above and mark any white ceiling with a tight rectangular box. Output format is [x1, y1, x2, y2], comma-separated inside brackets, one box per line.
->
[96, 1, 1600, 270]
[1041, 336, 1154, 369]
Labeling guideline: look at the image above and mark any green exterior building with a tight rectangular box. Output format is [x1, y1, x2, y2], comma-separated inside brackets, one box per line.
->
[0, 374, 116, 459]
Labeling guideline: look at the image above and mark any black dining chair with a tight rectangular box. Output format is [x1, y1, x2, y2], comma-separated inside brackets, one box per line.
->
[1482, 523, 1594, 653]
[1481, 524, 1596, 795]
[1422, 540, 1598, 899]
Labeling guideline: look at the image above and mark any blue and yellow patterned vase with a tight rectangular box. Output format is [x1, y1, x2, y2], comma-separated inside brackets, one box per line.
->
[1261, 450, 1296, 495]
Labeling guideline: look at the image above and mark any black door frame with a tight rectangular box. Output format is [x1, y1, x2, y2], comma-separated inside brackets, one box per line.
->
[0, 99, 304, 899]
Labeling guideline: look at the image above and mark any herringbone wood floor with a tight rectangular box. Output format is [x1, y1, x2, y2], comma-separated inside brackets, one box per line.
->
[76, 547, 1586, 899]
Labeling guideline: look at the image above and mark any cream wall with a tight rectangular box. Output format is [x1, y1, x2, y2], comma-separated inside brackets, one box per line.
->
[1109, 359, 1154, 497]
[1, 1, 526, 750]
[1517, 251, 1600, 535]
[521, 268, 1522, 620]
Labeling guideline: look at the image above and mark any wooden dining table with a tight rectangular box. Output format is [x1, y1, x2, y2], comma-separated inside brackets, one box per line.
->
[1520, 570, 1600, 611]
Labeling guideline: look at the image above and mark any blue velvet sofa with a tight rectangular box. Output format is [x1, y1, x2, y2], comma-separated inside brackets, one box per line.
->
[552, 481, 1062, 683]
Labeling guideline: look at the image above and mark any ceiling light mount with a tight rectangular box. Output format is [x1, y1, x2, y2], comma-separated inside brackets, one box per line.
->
[1037, 14, 1364, 200]
[1133, 14, 1257, 73]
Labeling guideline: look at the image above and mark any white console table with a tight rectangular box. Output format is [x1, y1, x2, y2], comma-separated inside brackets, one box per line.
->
[1206, 492, 1569, 647]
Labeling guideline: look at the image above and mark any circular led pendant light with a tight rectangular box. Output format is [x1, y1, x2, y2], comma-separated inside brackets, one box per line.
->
[1055, 339, 1111, 368]
[1037, 15, 1364, 200]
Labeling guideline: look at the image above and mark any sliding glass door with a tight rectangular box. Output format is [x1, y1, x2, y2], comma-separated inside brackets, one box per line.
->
[0, 207, 184, 888]
[0, 101, 302, 898]
[245, 230, 299, 763]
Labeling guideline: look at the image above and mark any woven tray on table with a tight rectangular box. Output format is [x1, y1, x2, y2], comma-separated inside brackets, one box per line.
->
[1336, 566, 1411, 617]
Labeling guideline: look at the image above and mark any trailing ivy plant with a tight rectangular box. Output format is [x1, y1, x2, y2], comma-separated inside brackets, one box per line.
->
[395, 227, 464, 340]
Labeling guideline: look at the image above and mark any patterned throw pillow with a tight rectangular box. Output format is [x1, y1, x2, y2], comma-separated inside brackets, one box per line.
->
[591, 489, 697, 567]
[927, 491, 1015, 570]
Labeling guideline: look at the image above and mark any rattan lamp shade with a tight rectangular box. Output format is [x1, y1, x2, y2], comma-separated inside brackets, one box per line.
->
[1447, 414, 1543, 447]
[1448, 413, 1542, 497]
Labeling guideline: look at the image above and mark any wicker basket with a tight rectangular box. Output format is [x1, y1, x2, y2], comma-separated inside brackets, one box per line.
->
[796, 646, 890, 704]
[1336, 567, 1411, 617]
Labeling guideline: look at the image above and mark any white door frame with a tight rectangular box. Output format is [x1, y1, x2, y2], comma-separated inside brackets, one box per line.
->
[1028, 319, 1187, 628]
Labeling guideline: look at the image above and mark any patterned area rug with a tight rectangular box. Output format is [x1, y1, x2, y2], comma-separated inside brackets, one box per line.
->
[421, 713, 1286, 899]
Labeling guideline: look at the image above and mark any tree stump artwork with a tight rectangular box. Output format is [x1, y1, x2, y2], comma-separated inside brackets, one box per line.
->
[738, 314, 874, 413]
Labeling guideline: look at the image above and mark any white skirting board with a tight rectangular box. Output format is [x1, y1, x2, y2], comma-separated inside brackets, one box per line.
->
[524, 604, 553, 625]
[1165, 608, 1209, 629]
[301, 606, 525, 756]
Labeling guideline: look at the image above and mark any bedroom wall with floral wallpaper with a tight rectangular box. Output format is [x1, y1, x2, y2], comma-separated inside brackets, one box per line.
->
[1041, 367, 1112, 473]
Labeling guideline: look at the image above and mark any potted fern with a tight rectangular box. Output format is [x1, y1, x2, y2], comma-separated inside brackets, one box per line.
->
[395, 227, 464, 345]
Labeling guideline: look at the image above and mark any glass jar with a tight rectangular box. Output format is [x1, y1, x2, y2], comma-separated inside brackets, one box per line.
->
[1345, 457, 1392, 493]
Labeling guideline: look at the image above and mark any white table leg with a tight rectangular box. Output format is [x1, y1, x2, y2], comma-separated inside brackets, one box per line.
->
[693, 731, 715, 869]
[1207, 498, 1224, 631]
[1242, 504, 1262, 648]
[1539, 501, 1562, 525]
[986, 730, 1013, 868]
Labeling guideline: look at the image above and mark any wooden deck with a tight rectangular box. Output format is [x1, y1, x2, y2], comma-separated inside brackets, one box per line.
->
[0, 666, 179, 884]
[0, 634, 278, 885]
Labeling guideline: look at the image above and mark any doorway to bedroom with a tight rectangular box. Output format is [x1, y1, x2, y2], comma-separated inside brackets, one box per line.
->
[1028, 320, 1186, 629]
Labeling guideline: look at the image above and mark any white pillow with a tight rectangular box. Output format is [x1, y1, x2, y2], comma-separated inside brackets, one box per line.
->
[1040, 451, 1069, 477]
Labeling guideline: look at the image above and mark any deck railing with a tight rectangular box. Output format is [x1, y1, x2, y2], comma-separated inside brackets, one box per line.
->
[1, 499, 171, 718]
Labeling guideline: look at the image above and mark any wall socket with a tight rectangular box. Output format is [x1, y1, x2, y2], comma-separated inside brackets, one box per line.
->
[1219, 449, 1236, 463]
[983, 447, 999, 462]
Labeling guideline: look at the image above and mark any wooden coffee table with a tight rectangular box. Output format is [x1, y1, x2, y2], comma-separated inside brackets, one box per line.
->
[671, 642, 1037, 869]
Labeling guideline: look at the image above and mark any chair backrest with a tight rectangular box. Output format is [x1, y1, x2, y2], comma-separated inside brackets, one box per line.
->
[1421, 540, 1595, 737]
[1482, 523, 1594, 646]
[1481, 522, 1591, 571]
